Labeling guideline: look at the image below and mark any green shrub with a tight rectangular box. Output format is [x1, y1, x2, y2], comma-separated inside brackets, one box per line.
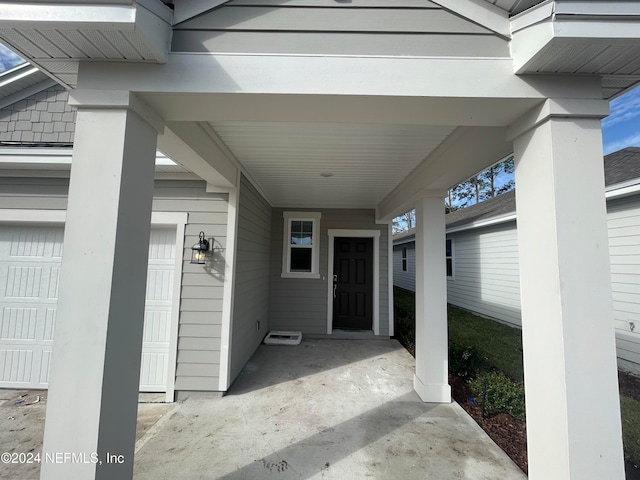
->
[449, 344, 486, 381]
[470, 371, 526, 421]
[621, 396, 640, 464]
[448, 305, 524, 382]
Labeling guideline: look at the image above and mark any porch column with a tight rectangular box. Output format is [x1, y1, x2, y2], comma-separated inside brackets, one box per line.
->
[414, 194, 451, 403]
[40, 94, 162, 480]
[511, 101, 625, 480]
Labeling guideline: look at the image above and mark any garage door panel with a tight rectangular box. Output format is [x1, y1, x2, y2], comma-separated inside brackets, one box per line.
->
[47, 267, 60, 300]
[146, 268, 174, 302]
[149, 229, 176, 261]
[140, 352, 168, 392]
[5, 266, 43, 298]
[8, 227, 64, 258]
[0, 225, 176, 392]
[0, 349, 35, 383]
[39, 349, 52, 385]
[0, 307, 39, 340]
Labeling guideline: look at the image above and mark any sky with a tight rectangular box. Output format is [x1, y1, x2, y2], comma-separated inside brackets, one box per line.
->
[0, 42, 638, 155]
[602, 86, 640, 155]
[0, 43, 24, 72]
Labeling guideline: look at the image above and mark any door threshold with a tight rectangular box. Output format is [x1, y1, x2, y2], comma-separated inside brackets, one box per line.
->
[330, 329, 376, 339]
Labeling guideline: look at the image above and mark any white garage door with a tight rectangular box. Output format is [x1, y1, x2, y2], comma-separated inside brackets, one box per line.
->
[0, 225, 176, 392]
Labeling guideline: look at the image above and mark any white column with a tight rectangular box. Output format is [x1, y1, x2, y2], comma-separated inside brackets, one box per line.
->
[41, 101, 161, 480]
[513, 112, 624, 480]
[414, 194, 451, 403]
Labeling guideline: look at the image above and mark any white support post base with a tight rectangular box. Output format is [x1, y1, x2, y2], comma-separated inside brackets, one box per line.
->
[414, 195, 451, 404]
[514, 116, 624, 480]
[40, 106, 159, 480]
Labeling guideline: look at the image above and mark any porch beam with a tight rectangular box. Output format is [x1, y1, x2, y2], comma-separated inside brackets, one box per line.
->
[159, 122, 238, 188]
[413, 194, 451, 404]
[40, 101, 160, 480]
[376, 127, 512, 222]
[75, 53, 603, 103]
[513, 107, 624, 479]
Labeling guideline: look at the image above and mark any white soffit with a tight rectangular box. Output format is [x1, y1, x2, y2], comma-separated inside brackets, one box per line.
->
[210, 122, 456, 208]
[0, 2, 172, 87]
[483, 0, 545, 15]
[511, 0, 640, 89]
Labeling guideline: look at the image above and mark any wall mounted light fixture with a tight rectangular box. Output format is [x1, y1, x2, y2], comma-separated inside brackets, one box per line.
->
[191, 231, 211, 264]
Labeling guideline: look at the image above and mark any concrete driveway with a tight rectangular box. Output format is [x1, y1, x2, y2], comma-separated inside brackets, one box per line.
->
[1, 339, 526, 479]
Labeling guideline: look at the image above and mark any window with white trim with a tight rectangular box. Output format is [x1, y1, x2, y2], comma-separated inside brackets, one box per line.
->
[446, 238, 453, 278]
[282, 211, 321, 278]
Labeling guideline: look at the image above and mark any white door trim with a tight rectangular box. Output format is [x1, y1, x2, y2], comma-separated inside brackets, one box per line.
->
[0, 209, 187, 402]
[327, 229, 380, 336]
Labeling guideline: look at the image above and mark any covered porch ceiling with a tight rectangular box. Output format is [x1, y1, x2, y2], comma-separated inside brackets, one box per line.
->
[208, 121, 456, 208]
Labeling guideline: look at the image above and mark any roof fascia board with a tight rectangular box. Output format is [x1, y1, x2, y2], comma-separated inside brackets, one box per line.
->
[173, 0, 232, 25]
[0, 147, 176, 166]
[430, 0, 511, 39]
[554, 1, 640, 18]
[0, 3, 137, 28]
[606, 181, 640, 200]
[0, 65, 38, 87]
[511, 0, 554, 33]
[442, 182, 640, 234]
[0, 78, 57, 110]
[393, 236, 416, 246]
[446, 212, 517, 234]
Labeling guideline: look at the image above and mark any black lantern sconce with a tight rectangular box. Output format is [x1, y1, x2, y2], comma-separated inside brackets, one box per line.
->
[191, 231, 211, 264]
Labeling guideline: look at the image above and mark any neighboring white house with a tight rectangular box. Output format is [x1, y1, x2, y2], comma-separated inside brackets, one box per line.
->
[393, 147, 640, 374]
[0, 1, 638, 479]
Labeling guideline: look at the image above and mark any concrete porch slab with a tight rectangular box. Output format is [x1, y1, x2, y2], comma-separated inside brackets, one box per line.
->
[133, 339, 526, 480]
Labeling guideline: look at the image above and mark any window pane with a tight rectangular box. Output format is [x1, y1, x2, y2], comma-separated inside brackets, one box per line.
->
[291, 221, 313, 245]
[445, 239, 452, 257]
[446, 258, 453, 277]
[290, 247, 312, 272]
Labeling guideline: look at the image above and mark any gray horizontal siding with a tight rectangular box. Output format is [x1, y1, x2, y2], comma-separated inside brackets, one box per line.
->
[0, 177, 229, 392]
[446, 222, 522, 327]
[393, 243, 416, 292]
[173, 2, 508, 58]
[230, 174, 272, 384]
[441, 194, 640, 371]
[270, 208, 389, 336]
[607, 195, 640, 370]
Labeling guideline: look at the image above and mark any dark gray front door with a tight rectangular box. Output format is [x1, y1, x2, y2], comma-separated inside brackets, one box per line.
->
[333, 237, 373, 330]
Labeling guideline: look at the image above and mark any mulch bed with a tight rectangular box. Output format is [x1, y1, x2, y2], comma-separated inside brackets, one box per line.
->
[449, 370, 640, 478]
[449, 374, 528, 474]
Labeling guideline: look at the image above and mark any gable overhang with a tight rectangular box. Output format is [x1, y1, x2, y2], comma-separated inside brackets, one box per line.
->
[512, 1, 640, 98]
[0, 1, 172, 87]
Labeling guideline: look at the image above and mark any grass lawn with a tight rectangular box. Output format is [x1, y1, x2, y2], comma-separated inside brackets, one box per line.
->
[393, 286, 640, 468]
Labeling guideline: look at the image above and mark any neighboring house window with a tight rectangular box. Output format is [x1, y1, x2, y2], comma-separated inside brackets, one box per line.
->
[402, 247, 408, 272]
[446, 238, 453, 278]
[282, 211, 321, 278]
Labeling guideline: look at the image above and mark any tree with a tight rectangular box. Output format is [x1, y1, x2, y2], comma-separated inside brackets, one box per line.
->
[479, 155, 515, 200]
[392, 210, 415, 234]
[446, 155, 515, 210]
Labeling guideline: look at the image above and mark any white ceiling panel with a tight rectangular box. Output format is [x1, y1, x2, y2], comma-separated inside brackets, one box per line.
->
[211, 122, 456, 208]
